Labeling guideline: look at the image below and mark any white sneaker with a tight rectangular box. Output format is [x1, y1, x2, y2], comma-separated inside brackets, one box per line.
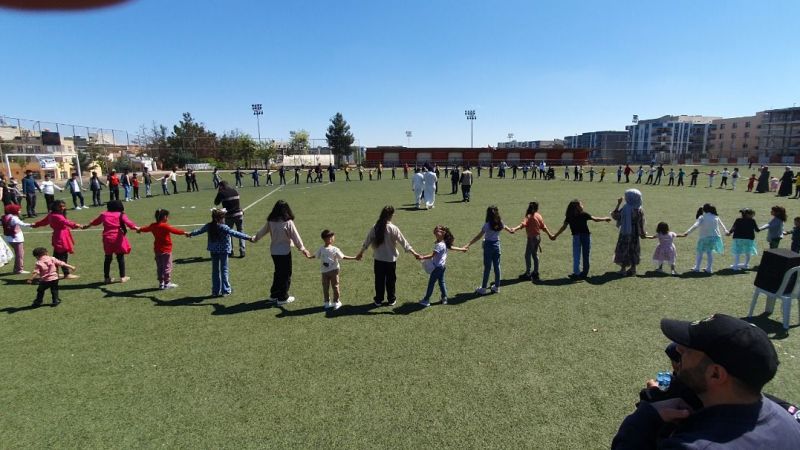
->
[333, 301, 342, 310]
[490, 285, 500, 294]
[323, 301, 331, 309]
[277, 296, 295, 305]
[441, 297, 448, 305]
[475, 287, 489, 295]
[15, 270, 30, 274]
[164, 282, 178, 289]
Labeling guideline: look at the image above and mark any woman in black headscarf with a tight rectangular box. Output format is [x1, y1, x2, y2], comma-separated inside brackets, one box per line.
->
[777, 166, 794, 197]
[755, 166, 770, 193]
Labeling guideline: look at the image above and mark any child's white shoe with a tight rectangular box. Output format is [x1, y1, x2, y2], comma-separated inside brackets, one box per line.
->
[333, 301, 342, 310]
[323, 301, 331, 309]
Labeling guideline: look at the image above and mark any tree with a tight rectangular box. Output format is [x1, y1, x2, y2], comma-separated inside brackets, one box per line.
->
[255, 140, 277, 168]
[77, 143, 104, 172]
[287, 129, 310, 155]
[166, 112, 217, 166]
[326, 113, 355, 165]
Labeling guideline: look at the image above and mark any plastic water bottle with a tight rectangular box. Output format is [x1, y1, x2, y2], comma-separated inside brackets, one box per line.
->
[657, 371, 665, 388]
[662, 372, 672, 390]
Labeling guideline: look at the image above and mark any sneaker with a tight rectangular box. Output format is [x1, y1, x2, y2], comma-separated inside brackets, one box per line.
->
[323, 301, 331, 309]
[119, 276, 130, 283]
[104, 277, 114, 284]
[15, 270, 30, 274]
[518, 272, 531, 280]
[419, 299, 430, 307]
[51, 299, 61, 307]
[164, 282, 178, 289]
[373, 301, 382, 307]
[159, 284, 167, 290]
[490, 285, 500, 294]
[671, 270, 678, 276]
[531, 272, 540, 282]
[65, 274, 79, 279]
[690, 267, 701, 272]
[475, 287, 489, 295]
[277, 296, 295, 306]
[239, 251, 246, 258]
[32, 300, 43, 307]
[333, 301, 342, 310]
[441, 297, 448, 305]
[388, 299, 397, 306]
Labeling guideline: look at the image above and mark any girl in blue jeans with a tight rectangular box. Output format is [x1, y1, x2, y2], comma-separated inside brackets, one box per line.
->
[466, 206, 515, 294]
[551, 200, 611, 279]
[188, 209, 254, 296]
[418, 225, 467, 306]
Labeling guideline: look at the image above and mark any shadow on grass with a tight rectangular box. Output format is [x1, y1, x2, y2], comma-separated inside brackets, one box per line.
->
[275, 304, 326, 317]
[392, 302, 428, 315]
[1, 278, 104, 290]
[444, 291, 485, 305]
[397, 207, 425, 212]
[323, 302, 397, 317]
[150, 294, 217, 307]
[445, 200, 465, 204]
[100, 287, 161, 302]
[211, 299, 276, 315]
[742, 312, 797, 340]
[174, 257, 211, 264]
[0, 303, 45, 314]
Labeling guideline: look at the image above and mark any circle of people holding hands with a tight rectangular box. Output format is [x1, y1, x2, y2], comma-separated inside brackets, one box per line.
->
[3, 174, 800, 311]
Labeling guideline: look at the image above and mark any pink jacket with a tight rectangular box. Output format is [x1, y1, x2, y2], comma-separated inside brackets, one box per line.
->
[33, 213, 79, 254]
[88, 211, 138, 255]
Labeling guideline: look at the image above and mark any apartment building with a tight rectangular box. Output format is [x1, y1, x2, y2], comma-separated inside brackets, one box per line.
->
[625, 115, 720, 163]
[758, 107, 800, 157]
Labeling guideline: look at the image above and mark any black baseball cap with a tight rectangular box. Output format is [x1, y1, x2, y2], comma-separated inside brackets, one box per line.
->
[660, 314, 779, 391]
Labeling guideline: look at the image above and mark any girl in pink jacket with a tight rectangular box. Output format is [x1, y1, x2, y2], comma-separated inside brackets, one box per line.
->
[32, 200, 82, 279]
[83, 200, 139, 283]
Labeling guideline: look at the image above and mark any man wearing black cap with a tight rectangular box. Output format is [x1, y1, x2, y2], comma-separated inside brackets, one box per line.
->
[612, 313, 800, 449]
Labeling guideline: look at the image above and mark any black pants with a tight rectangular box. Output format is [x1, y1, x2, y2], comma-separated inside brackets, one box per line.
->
[110, 187, 120, 201]
[452, 181, 458, 194]
[462, 184, 471, 201]
[270, 253, 292, 301]
[373, 260, 397, 303]
[104, 254, 126, 279]
[172, 180, 178, 194]
[53, 251, 71, 275]
[191, 180, 198, 191]
[44, 194, 55, 210]
[91, 189, 102, 205]
[35, 279, 59, 304]
[25, 193, 36, 216]
[71, 192, 85, 208]
[225, 216, 245, 254]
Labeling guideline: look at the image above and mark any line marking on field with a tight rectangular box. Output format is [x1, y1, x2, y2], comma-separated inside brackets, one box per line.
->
[242, 185, 283, 212]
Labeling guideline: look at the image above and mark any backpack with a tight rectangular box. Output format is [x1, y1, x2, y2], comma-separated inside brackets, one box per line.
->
[2, 214, 16, 237]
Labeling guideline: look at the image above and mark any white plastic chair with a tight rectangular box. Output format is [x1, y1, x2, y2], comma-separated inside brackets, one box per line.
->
[749, 266, 800, 331]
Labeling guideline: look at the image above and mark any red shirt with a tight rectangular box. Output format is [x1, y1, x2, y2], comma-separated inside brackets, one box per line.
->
[138, 221, 186, 254]
[109, 174, 120, 187]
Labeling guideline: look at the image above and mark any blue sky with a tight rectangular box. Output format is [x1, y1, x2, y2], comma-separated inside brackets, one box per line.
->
[2, 0, 799, 147]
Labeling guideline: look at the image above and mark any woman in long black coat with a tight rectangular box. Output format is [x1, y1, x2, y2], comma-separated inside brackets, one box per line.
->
[755, 166, 770, 193]
[778, 166, 794, 197]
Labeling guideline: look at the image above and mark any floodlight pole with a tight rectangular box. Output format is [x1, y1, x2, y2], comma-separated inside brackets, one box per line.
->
[252, 104, 263, 144]
[465, 110, 476, 148]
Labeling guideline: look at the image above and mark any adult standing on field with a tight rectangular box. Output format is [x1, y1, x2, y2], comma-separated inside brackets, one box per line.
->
[214, 181, 246, 258]
[21, 170, 41, 218]
[412, 169, 425, 209]
[423, 165, 437, 209]
[755, 166, 770, 193]
[460, 167, 473, 202]
[778, 166, 794, 197]
[450, 167, 460, 194]
[169, 167, 179, 194]
[611, 189, 645, 276]
[356, 205, 420, 307]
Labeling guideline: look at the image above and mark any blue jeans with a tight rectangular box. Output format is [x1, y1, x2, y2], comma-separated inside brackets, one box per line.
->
[423, 266, 447, 301]
[482, 241, 501, 289]
[524, 235, 541, 274]
[211, 252, 231, 295]
[572, 233, 591, 275]
[123, 185, 131, 200]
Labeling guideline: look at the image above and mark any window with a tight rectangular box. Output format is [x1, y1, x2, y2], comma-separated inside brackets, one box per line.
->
[720, 124, 726, 129]
[744, 132, 750, 138]
[745, 121, 751, 128]
[719, 133, 724, 139]
[731, 133, 736, 139]
[732, 123, 738, 129]
[743, 143, 748, 148]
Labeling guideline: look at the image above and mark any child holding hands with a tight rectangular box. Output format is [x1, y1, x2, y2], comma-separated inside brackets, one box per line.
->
[27, 247, 76, 307]
[510, 201, 553, 282]
[309, 229, 356, 310]
[419, 225, 467, 306]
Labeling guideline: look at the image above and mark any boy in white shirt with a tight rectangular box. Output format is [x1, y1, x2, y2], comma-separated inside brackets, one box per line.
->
[309, 229, 356, 310]
[39, 174, 63, 210]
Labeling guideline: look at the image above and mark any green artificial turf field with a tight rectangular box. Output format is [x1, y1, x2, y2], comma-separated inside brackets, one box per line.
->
[1, 169, 798, 448]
